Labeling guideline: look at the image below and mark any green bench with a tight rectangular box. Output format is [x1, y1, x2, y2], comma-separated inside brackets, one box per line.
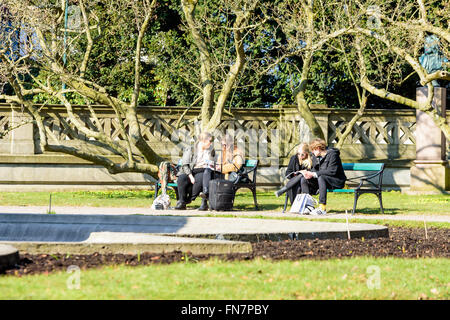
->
[283, 162, 385, 214]
[233, 159, 259, 210]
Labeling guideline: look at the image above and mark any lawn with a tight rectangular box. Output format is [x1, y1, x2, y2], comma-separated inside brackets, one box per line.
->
[0, 190, 449, 216]
[0, 257, 448, 300]
[0, 190, 448, 301]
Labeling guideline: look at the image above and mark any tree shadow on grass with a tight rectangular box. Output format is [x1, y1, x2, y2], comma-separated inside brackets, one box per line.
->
[330, 207, 402, 215]
[234, 192, 285, 211]
[233, 203, 283, 211]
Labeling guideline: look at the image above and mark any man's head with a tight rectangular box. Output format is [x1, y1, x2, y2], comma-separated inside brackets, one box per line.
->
[309, 138, 327, 157]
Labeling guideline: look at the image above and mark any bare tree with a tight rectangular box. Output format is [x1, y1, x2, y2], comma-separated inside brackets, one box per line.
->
[334, 36, 369, 149]
[348, 0, 450, 140]
[178, 0, 262, 133]
[266, 0, 353, 140]
[0, 0, 165, 176]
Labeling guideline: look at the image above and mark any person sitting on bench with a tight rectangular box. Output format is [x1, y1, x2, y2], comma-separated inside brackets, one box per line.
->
[300, 138, 346, 215]
[274, 142, 313, 203]
[175, 132, 216, 211]
[215, 133, 244, 182]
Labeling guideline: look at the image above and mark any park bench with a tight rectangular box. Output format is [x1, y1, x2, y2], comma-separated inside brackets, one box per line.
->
[233, 159, 259, 210]
[283, 162, 385, 214]
[154, 159, 260, 210]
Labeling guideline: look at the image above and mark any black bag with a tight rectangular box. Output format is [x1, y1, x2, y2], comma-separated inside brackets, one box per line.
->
[209, 179, 235, 211]
[228, 167, 250, 184]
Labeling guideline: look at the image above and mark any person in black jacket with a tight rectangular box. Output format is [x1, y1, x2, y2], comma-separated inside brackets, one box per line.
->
[274, 143, 313, 204]
[300, 138, 346, 215]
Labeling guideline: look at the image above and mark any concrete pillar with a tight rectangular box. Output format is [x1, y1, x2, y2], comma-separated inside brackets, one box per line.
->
[10, 110, 35, 155]
[410, 87, 450, 192]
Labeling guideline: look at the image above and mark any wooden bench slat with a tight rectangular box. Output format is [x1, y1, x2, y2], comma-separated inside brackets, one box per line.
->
[342, 163, 384, 171]
[244, 159, 258, 167]
[156, 183, 178, 187]
[329, 189, 354, 193]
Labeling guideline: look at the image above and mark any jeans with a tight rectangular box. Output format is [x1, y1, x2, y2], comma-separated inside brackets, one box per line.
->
[304, 175, 336, 205]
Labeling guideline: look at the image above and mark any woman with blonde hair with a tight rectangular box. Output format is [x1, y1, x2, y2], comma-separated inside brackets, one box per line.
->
[275, 142, 313, 204]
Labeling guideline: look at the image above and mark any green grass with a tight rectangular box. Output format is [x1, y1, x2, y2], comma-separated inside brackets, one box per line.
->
[0, 190, 448, 300]
[0, 190, 157, 207]
[1, 190, 448, 216]
[233, 190, 450, 216]
[0, 257, 448, 300]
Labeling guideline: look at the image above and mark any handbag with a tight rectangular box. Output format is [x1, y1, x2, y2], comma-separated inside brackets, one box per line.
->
[228, 167, 250, 184]
[151, 194, 170, 210]
[289, 193, 318, 214]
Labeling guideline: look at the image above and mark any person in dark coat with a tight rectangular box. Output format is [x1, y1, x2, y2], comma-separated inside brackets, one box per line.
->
[274, 143, 313, 204]
[300, 138, 346, 215]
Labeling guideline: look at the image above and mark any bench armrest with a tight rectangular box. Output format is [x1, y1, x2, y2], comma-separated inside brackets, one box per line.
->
[346, 170, 382, 182]
[347, 169, 384, 190]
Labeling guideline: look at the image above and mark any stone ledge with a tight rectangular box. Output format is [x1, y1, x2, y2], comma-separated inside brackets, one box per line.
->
[0, 244, 20, 272]
[2, 239, 252, 255]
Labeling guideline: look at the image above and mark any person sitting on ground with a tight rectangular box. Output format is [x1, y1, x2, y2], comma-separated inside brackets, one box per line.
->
[299, 138, 346, 215]
[175, 132, 216, 211]
[215, 133, 244, 182]
[274, 143, 313, 204]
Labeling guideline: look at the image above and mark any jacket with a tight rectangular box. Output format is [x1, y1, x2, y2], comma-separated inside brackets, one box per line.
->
[285, 154, 311, 179]
[219, 146, 244, 174]
[178, 142, 216, 176]
[311, 148, 346, 188]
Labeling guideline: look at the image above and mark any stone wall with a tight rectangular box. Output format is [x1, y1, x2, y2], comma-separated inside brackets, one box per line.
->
[0, 103, 448, 191]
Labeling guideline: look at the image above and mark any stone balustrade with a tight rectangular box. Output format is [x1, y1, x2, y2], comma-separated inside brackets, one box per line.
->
[0, 103, 448, 191]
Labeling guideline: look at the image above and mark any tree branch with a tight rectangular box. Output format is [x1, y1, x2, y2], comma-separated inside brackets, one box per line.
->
[131, 0, 157, 109]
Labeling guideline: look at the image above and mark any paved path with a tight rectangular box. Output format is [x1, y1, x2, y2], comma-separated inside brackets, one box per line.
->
[0, 205, 449, 222]
[0, 205, 395, 257]
[0, 205, 447, 261]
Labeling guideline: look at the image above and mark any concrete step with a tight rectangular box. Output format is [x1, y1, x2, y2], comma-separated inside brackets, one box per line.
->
[0, 244, 19, 272]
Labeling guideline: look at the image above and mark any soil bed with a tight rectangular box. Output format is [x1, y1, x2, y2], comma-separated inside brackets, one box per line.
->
[2, 227, 449, 277]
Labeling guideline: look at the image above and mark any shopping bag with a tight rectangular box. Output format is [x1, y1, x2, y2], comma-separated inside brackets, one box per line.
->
[151, 193, 171, 210]
[289, 193, 317, 214]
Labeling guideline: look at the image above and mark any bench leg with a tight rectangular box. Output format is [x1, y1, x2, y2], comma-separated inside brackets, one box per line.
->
[251, 187, 259, 210]
[283, 193, 288, 213]
[174, 187, 179, 201]
[377, 192, 384, 214]
[352, 192, 360, 215]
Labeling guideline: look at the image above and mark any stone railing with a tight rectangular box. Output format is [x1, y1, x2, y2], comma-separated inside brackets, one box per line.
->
[1, 104, 437, 161]
[0, 103, 448, 190]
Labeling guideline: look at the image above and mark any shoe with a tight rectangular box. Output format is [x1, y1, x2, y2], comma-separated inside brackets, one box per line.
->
[310, 207, 327, 216]
[274, 187, 287, 198]
[174, 201, 187, 210]
[200, 187, 209, 199]
[198, 199, 208, 211]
